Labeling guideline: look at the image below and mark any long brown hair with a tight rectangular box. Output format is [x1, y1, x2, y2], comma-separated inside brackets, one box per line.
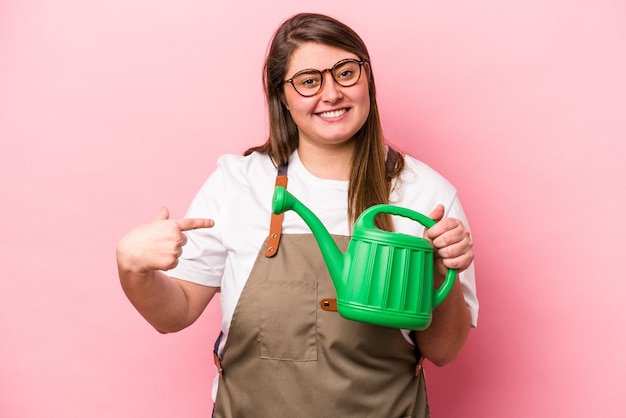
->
[245, 13, 404, 231]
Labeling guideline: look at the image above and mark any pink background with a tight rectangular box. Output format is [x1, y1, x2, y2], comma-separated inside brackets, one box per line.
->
[2, 1, 625, 416]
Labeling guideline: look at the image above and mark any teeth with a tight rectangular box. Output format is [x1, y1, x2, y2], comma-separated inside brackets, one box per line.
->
[319, 109, 346, 118]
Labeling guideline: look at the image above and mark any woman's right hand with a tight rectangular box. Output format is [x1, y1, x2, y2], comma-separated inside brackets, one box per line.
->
[116, 207, 215, 274]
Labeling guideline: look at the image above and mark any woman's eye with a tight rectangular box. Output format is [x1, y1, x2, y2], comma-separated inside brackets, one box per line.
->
[338, 70, 354, 79]
[297, 76, 321, 88]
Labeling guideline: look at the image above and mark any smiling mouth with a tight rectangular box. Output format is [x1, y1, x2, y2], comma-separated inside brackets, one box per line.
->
[318, 108, 347, 119]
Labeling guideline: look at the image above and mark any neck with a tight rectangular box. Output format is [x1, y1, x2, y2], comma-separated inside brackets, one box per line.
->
[297, 140, 354, 180]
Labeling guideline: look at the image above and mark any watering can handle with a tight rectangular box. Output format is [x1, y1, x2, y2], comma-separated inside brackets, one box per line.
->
[357, 205, 457, 308]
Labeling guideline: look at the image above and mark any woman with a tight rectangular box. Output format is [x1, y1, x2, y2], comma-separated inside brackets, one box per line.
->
[117, 12, 477, 417]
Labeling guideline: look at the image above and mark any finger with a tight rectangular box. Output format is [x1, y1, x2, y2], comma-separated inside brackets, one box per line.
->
[428, 204, 445, 222]
[433, 237, 472, 261]
[162, 258, 180, 271]
[424, 205, 445, 240]
[430, 221, 471, 248]
[175, 218, 215, 231]
[154, 207, 170, 221]
[440, 251, 474, 272]
[180, 233, 188, 246]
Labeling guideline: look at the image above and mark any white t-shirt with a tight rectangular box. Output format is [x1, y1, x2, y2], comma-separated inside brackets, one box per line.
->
[169, 149, 478, 339]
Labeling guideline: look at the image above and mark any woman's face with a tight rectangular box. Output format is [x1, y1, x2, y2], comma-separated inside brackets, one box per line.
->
[282, 42, 370, 151]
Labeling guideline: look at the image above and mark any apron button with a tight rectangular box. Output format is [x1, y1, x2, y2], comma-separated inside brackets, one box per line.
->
[320, 298, 337, 311]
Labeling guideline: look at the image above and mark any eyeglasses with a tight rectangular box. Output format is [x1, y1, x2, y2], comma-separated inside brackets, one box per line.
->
[283, 58, 365, 97]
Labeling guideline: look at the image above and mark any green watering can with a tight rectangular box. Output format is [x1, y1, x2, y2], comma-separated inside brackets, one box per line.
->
[272, 186, 457, 330]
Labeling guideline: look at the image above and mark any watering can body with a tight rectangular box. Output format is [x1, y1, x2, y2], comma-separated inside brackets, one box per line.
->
[272, 186, 457, 330]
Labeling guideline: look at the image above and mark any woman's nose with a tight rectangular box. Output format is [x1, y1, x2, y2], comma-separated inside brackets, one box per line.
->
[319, 71, 342, 101]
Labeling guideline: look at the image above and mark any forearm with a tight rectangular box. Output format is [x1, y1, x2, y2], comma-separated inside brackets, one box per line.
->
[118, 266, 217, 333]
[414, 271, 471, 366]
[118, 268, 200, 334]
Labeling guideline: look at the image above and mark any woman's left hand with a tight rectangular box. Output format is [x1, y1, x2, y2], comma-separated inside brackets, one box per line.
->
[425, 204, 474, 274]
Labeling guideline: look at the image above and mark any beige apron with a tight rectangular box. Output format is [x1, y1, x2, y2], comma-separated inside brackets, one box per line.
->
[213, 160, 429, 417]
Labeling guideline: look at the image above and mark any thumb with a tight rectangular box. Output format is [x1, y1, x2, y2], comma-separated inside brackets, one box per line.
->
[428, 204, 445, 223]
[154, 207, 170, 221]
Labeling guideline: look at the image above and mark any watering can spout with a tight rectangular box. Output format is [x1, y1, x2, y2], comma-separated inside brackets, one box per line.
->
[272, 186, 345, 284]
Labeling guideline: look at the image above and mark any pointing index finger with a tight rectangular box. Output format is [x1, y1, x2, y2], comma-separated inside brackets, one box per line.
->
[175, 218, 215, 231]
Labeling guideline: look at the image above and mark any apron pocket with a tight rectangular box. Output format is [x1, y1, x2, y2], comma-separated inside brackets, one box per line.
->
[259, 279, 318, 361]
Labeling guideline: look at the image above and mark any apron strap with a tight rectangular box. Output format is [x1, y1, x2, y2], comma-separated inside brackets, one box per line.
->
[265, 147, 399, 258]
[213, 331, 224, 377]
[264, 163, 288, 257]
[408, 330, 425, 376]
